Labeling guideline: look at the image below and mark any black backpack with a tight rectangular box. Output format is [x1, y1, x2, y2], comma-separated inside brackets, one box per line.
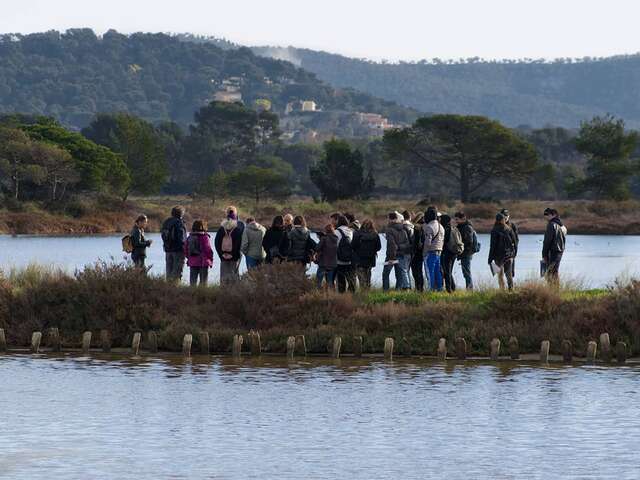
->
[187, 235, 201, 257]
[358, 233, 379, 258]
[337, 230, 354, 263]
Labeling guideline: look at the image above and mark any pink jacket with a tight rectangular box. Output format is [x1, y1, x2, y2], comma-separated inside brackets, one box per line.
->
[184, 232, 214, 268]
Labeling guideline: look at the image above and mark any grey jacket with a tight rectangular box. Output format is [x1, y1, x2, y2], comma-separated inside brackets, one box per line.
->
[385, 221, 412, 261]
[423, 220, 444, 255]
[241, 221, 266, 260]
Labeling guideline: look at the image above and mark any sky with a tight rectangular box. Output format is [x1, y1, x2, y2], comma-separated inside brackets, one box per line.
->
[1, 0, 639, 61]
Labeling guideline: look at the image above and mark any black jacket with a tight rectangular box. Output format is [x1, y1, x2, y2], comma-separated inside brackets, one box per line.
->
[214, 219, 245, 262]
[285, 226, 317, 263]
[262, 227, 287, 263]
[352, 230, 382, 268]
[488, 224, 517, 265]
[542, 217, 567, 259]
[130, 225, 151, 258]
[506, 220, 519, 256]
[457, 221, 476, 258]
[161, 216, 187, 253]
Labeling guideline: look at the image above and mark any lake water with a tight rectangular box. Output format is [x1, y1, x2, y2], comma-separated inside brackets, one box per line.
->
[1, 354, 639, 479]
[1, 233, 638, 288]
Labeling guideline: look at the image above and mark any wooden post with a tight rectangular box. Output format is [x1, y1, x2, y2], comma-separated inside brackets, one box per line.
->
[353, 336, 363, 358]
[31, 332, 42, 353]
[616, 341, 627, 364]
[562, 340, 573, 362]
[599, 333, 611, 362]
[490, 338, 501, 360]
[508, 336, 519, 360]
[586, 341, 597, 363]
[82, 331, 92, 354]
[384, 337, 394, 360]
[249, 330, 261, 356]
[437, 338, 447, 360]
[48, 327, 61, 352]
[232, 334, 243, 357]
[332, 336, 342, 359]
[147, 331, 158, 354]
[182, 334, 193, 357]
[199, 332, 210, 355]
[0, 328, 6, 352]
[131, 332, 141, 356]
[286, 336, 296, 358]
[296, 335, 307, 357]
[100, 329, 111, 353]
[455, 337, 467, 360]
[540, 340, 550, 363]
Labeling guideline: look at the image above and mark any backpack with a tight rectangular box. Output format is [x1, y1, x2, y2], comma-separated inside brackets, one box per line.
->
[447, 227, 464, 256]
[358, 233, 379, 258]
[122, 235, 134, 253]
[336, 230, 354, 263]
[161, 222, 176, 250]
[221, 228, 235, 260]
[471, 229, 481, 253]
[187, 235, 201, 257]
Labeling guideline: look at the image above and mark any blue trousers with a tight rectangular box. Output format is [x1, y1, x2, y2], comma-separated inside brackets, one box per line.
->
[383, 254, 411, 291]
[459, 255, 473, 290]
[424, 252, 443, 291]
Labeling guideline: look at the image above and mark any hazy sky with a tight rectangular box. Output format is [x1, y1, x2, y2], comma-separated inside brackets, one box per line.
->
[2, 0, 639, 61]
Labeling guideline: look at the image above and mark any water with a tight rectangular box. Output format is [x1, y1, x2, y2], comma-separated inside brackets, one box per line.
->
[1, 233, 638, 288]
[1, 354, 639, 479]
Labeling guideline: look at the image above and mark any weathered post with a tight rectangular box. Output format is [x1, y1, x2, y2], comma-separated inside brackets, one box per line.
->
[384, 337, 394, 360]
[540, 340, 550, 363]
[490, 338, 501, 360]
[353, 336, 363, 358]
[455, 337, 467, 360]
[182, 334, 193, 357]
[249, 330, 261, 356]
[586, 341, 597, 364]
[332, 336, 342, 359]
[131, 332, 141, 356]
[147, 331, 158, 354]
[286, 336, 296, 358]
[561, 340, 573, 362]
[508, 336, 519, 360]
[48, 327, 61, 352]
[199, 332, 210, 355]
[0, 328, 6, 352]
[437, 338, 447, 360]
[232, 334, 243, 357]
[616, 341, 627, 364]
[296, 335, 307, 357]
[100, 329, 111, 353]
[31, 332, 42, 353]
[599, 333, 611, 362]
[82, 331, 92, 354]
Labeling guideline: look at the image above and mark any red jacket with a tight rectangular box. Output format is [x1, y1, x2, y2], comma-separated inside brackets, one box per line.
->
[184, 232, 214, 268]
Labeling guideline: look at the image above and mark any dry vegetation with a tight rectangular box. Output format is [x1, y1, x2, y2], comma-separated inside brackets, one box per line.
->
[2, 262, 640, 356]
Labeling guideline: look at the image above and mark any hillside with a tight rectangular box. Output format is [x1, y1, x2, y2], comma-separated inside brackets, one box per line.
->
[0, 30, 418, 130]
[253, 46, 640, 128]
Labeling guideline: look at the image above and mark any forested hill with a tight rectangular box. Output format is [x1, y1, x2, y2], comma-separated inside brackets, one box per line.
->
[253, 46, 640, 128]
[0, 30, 417, 129]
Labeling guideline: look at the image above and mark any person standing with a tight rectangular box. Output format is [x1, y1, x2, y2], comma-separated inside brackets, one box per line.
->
[184, 220, 214, 286]
[241, 216, 266, 270]
[383, 212, 411, 291]
[130, 214, 152, 270]
[440, 214, 464, 293]
[214, 207, 244, 284]
[352, 219, 382, 289]
[422, 206, 444, 291]
[315, 223, 338, 289]
[262, 215, 287, 264]
[542, 208, 567, 286]
[335, 215, 357, 293]
[410, 213, 425, 292]
[454, 211, 478, 290]
[161, 206, 187, 282]
[501, 208, 519, 276]
[283, 213, 294, 233]
[488, 213, 517, 290]
[285, 215, 317, 266]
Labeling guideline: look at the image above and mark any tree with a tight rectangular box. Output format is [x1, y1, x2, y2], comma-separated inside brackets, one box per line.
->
[309, 139, 374, 202]
[30, 142, 80, 202]
[383, 115, 539, 202]
[197, 171, 229, 206]
[570, 115, 639, 200]
[227, 166, 291, 205]
[0, 128, 36, 199]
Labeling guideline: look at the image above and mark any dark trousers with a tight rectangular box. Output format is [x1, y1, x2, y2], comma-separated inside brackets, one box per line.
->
[357, 267, 373, 290]
[441, 251, 456, 293]
[165, 252, 185, 282]
[410, 255, 424, 292]
[189, 267, 209, 286]
[132, 254, 146, 269]
[459, 255, 473, 290]
[545, 251, 563, 285]
[497, 258, 514, 290]
[336, 264, 356, 293]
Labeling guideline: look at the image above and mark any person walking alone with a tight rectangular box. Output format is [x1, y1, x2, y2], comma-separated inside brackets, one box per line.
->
[161, 206, 187, 282]
[422, 206, 444, 291]
[130, 214, 152, 270]
[542, 208, 567, 286]
[488, 213, 517, 290]
[454, 211, 479, 290]
[241, 216, 266, 270]
[184, 220, 213, 286]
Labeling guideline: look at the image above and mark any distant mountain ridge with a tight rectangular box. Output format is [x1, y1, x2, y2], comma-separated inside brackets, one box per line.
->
[251, 46, 640, 128]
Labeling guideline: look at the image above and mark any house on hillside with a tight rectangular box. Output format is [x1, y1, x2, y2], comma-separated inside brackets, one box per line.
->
[214, 90, 243, 103]
[301, 100, 318, 112]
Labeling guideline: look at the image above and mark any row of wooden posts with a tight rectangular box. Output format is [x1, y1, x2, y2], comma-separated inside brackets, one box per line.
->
[0, 328, 628, 363]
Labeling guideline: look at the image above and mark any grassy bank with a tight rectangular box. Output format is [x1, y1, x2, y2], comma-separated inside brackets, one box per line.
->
[2, 196, 640, 235]
[1, 263, 639, 356]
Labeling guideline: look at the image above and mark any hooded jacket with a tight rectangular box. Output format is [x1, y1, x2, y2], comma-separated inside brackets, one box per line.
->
[241, 221, 267, 260]
[488, 224, 517, 265]
[316, 233, 339, 269]
[422, 220, 444, 255]
[161, 216, 187, 253]
[286, 226, 316, 263]
[215, 218, 244, 262]
[385, 220, 412, 262]
[335, 225, 354, 266]
[542, 217, 567, 259]
[184, 232, 214, 268]
[457, 221, 476, 258]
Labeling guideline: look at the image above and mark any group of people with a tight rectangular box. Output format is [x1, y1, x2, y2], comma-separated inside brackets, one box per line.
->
[127, 204, 568, 290]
